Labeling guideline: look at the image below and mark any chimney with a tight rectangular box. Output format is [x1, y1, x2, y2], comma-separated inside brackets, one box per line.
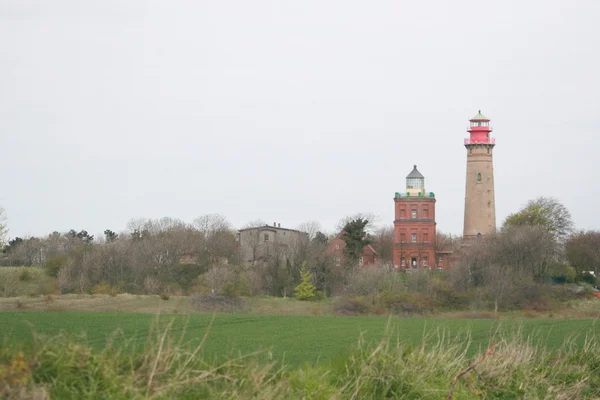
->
[278, 223, 281, 228]
[273, 222, 276, 227]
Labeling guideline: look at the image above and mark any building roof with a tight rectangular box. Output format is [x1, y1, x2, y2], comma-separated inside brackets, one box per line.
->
[470, 110, 490, 121]
[406, 165, 424, 179]
[365, 244, 378, 256]
[238, 225, 306, 234]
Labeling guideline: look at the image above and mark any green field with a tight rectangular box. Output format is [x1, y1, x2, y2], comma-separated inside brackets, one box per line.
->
[1, 312, 598, 367]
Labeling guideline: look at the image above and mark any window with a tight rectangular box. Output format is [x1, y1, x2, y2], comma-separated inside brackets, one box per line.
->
[423, 233, 428, 242]
[411, 258, 417, 268]
[423, 208, 429, 218]
[476, 173, 482, 183]
[400, 209, 406, 218]
[359, 257, 364, 267]
[401, 258, 406, 267]
[335, 244, 339, 250]
[400, 233, 406, 243]
[264, 234, 269, 241]
[438, 256, 443, 264]
[411, 233, 417, 243]
[334, 256, 341, 267]
[411, 210, 417, 219]
[423, 257, 428, 267]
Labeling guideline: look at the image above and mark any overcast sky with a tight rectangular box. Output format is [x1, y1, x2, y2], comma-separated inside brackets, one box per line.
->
[1, 0, 599, 239]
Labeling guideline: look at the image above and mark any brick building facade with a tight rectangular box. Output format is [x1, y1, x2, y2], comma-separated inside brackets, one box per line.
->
[393, 166, 440, 269]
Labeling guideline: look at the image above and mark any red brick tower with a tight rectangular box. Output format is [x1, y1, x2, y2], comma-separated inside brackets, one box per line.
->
[393, 165, 437, 269]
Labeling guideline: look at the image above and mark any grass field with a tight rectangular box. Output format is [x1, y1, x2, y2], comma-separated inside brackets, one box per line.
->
[1, 311, 598, 367]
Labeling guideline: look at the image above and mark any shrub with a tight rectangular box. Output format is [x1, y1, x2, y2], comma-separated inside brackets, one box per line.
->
[2, 273, 19, 298]
[565, 266, 578, 283]
[428, 278, 470, 310]
[144, 275, 161, 295]
[91, 283, 114, 296]
[382, 291, 434, 315]
[579, 272, 597, 286]
[19, 269, 32, 282]
[311, 290, 326, 301]
[344, 267, 401, 297]
[189, 294, 247, 312]
[162, 282, 182, 296]
[172, 263, 206, 290]
[203, 266, 235, 296]
[406, 269, 431, 292]
[295, 262, 316, 300]
[333, 296, 373, 316]
[159, 293, 170, 301]
[222, 281, 238, 298]
[44, 255, 67, 278]
[39, 280, 57, 296]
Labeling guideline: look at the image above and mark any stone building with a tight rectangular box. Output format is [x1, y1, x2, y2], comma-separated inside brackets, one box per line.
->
[237, 223, 308, 265]
[463, 111, 497, 240]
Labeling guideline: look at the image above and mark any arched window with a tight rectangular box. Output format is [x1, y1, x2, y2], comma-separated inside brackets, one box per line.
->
[476, 173, 482, 183]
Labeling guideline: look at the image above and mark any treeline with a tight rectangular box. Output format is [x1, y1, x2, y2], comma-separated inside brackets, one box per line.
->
[1, 215, 385, 297]
[1, 198, 599, 311]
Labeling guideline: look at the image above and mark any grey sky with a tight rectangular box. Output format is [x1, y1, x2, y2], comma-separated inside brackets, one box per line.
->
[1, 0, 599, 239]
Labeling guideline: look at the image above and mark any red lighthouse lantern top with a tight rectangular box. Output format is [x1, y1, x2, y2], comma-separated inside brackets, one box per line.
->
[465, 110, 495, 145]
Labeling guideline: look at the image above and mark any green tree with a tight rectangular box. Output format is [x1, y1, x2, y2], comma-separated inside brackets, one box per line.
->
[294, 261, 316, 300]
[76, 230, 94, 243]
[3, 237, 22, 256]
[341, 218, 372, 264]
[313, 231, 328, 245]
[502, 197, 573, 241]
[104, 229, 118, 243]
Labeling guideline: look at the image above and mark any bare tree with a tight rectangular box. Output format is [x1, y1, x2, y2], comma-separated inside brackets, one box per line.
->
[566, 230, 600, 277]
[435, 231, 461, 268]
[491, 225, 558, 278]
[296, 221, 322, 241]
[0, 206, 7, 249]
[194, 214, 230, 235]
[372, 226, 394, 264]
[194, 214, 237, 263]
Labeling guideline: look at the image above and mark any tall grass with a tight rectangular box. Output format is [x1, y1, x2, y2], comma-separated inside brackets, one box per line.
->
[1, 317, 599, 399]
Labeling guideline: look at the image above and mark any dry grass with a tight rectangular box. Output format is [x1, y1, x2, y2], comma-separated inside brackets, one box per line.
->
[2, 292, 599, 320]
